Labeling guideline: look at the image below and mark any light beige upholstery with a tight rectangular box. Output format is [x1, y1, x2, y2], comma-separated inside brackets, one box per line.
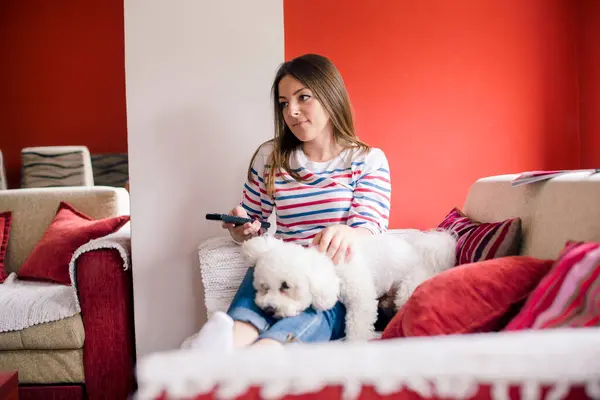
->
[0, 315, 84, 351]
[463, 171, 600, 260]
[0, 186, 130, 274]
[0, 349, 84, 383]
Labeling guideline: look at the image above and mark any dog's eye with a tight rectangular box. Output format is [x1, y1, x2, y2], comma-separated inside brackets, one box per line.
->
[280, 281, 289, 291]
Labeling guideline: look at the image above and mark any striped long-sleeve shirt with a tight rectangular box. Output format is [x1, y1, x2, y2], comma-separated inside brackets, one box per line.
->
[240, 142, 391, 247]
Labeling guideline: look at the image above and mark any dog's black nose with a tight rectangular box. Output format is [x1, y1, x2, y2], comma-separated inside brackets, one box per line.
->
[263, 306, 276, 316]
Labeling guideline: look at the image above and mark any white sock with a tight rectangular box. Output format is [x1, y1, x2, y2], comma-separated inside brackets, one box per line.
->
[181, 311, 234, 353]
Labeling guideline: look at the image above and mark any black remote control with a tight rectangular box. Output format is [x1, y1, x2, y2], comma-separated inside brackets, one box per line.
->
[205, 213, 271, 229]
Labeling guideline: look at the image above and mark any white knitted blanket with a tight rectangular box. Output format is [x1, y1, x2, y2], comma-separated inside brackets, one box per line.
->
[198, 236, 251, 318]
[0, 224, 131, 333]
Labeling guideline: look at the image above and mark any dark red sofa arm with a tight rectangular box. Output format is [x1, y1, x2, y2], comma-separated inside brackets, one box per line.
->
[76, 248, 135, 400]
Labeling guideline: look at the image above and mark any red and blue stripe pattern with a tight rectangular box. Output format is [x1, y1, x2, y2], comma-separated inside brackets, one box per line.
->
[240, 143, 391, 246]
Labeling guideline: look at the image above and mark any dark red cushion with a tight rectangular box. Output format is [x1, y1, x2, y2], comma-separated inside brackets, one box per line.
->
[380, 256, 554, 339]
[17, 202, 130, 285]
[0, 211, 11, 283]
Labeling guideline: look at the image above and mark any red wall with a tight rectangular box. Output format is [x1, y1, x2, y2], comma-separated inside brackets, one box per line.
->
[0, 0, 127, 189]
[1, 1, 596, 225]
[578, 0, 600, 168]
[284, 0, 581, 229]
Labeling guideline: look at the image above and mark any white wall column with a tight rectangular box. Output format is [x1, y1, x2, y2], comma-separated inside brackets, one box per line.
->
[124, 0, 284, 357]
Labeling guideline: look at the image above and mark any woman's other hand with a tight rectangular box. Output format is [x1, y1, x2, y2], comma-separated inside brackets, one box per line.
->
[223, 206, 261, 243]
[312, 225, 370, 265]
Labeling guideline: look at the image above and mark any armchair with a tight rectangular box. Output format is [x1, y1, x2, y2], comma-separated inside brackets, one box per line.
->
[0, 186, 135, 400]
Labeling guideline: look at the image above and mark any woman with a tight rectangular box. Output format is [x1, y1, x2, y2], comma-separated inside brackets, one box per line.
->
[186, 54, 391, 352]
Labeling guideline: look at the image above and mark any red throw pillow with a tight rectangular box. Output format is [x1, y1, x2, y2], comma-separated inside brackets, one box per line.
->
[0, 211, 12, 283]
[438, 207, 521, 265]
[380, 256, 554, 339]
[504, 241, 600, 331]
[18, 202, 130, 285]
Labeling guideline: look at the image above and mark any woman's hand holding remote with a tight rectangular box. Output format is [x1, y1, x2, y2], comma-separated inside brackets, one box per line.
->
[223, 206, 261, 243]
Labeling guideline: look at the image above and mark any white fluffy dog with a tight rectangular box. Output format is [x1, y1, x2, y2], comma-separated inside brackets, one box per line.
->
[241, 229, 457, 341]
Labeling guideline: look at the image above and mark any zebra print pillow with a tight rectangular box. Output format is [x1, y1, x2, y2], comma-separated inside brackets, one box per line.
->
[91, 153, 129, 187]
[20, 146, 94, 188]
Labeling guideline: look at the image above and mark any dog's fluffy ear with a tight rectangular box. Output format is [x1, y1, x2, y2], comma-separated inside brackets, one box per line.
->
[307, 254, 340, 310]
[241, 235, 279, 263]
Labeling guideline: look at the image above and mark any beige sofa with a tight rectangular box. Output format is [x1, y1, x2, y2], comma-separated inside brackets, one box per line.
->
[135, 171, 600, 400]
[0, 186, 135, 400]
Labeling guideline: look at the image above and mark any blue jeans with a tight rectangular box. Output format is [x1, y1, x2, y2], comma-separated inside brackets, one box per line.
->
[227, 267, 347, 344]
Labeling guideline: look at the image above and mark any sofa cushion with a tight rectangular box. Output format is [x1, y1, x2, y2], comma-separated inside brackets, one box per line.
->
[438, 207, 521, 265]
[0, 314, 84, 351]
[17, 202, 130, 285]
[0, 211, 10, 283]
[380, 256, 554, 339]
[0, 349, 84, 384]
[505, 241, 600, 331]
[461, 172, 600, 260]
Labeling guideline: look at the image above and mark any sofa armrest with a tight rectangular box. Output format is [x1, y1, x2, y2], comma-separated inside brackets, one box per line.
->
[76, 246, 135, 399]
[198, 236, 252, 318]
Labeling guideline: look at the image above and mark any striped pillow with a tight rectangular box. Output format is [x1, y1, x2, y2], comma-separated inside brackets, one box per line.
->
[438, 207, 522, 265]
[504, 241, 600, 330]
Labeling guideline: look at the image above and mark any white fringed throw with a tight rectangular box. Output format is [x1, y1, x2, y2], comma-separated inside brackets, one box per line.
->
[0, 272, 79, 332]
[136, 328, 600, 400]
[0, 225, 130, 333]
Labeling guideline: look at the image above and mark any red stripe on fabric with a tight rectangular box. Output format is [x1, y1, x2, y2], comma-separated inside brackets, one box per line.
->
[277, 217, 348, 229]
[348, 213, 380, 225]
[583, 314, 600, 327]
[282, 233, 319, 242]
[244, 193, 261, 207]
[350, 202, 389, 220]
[277, 197, 352, 210]
[460, 223, 495, 264]
[513, 258, 578, 328]
[485, 221, 513, 259]
[354, 187, 390, 202]
[275, 171, 315, 180]
[275, 182, 337, 193]
[504, 243, 596, 330]
[470, 222, 502, 261]
[567, 280, 600, 327]
[361, 175, 391, 184]
[330, 173, 352, 179]
[540, 259, 600, 328]
[450, 221, 476, 236]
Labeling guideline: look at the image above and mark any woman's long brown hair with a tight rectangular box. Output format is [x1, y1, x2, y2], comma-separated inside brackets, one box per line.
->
[248, 54, 370, 196]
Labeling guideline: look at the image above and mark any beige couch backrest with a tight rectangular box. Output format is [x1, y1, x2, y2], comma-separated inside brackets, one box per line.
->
[462, 171, 600, 260]
[0, 186, 130, 274]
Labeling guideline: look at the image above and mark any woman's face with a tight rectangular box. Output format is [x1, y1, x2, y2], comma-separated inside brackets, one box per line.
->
[278, 75, 332, 143]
